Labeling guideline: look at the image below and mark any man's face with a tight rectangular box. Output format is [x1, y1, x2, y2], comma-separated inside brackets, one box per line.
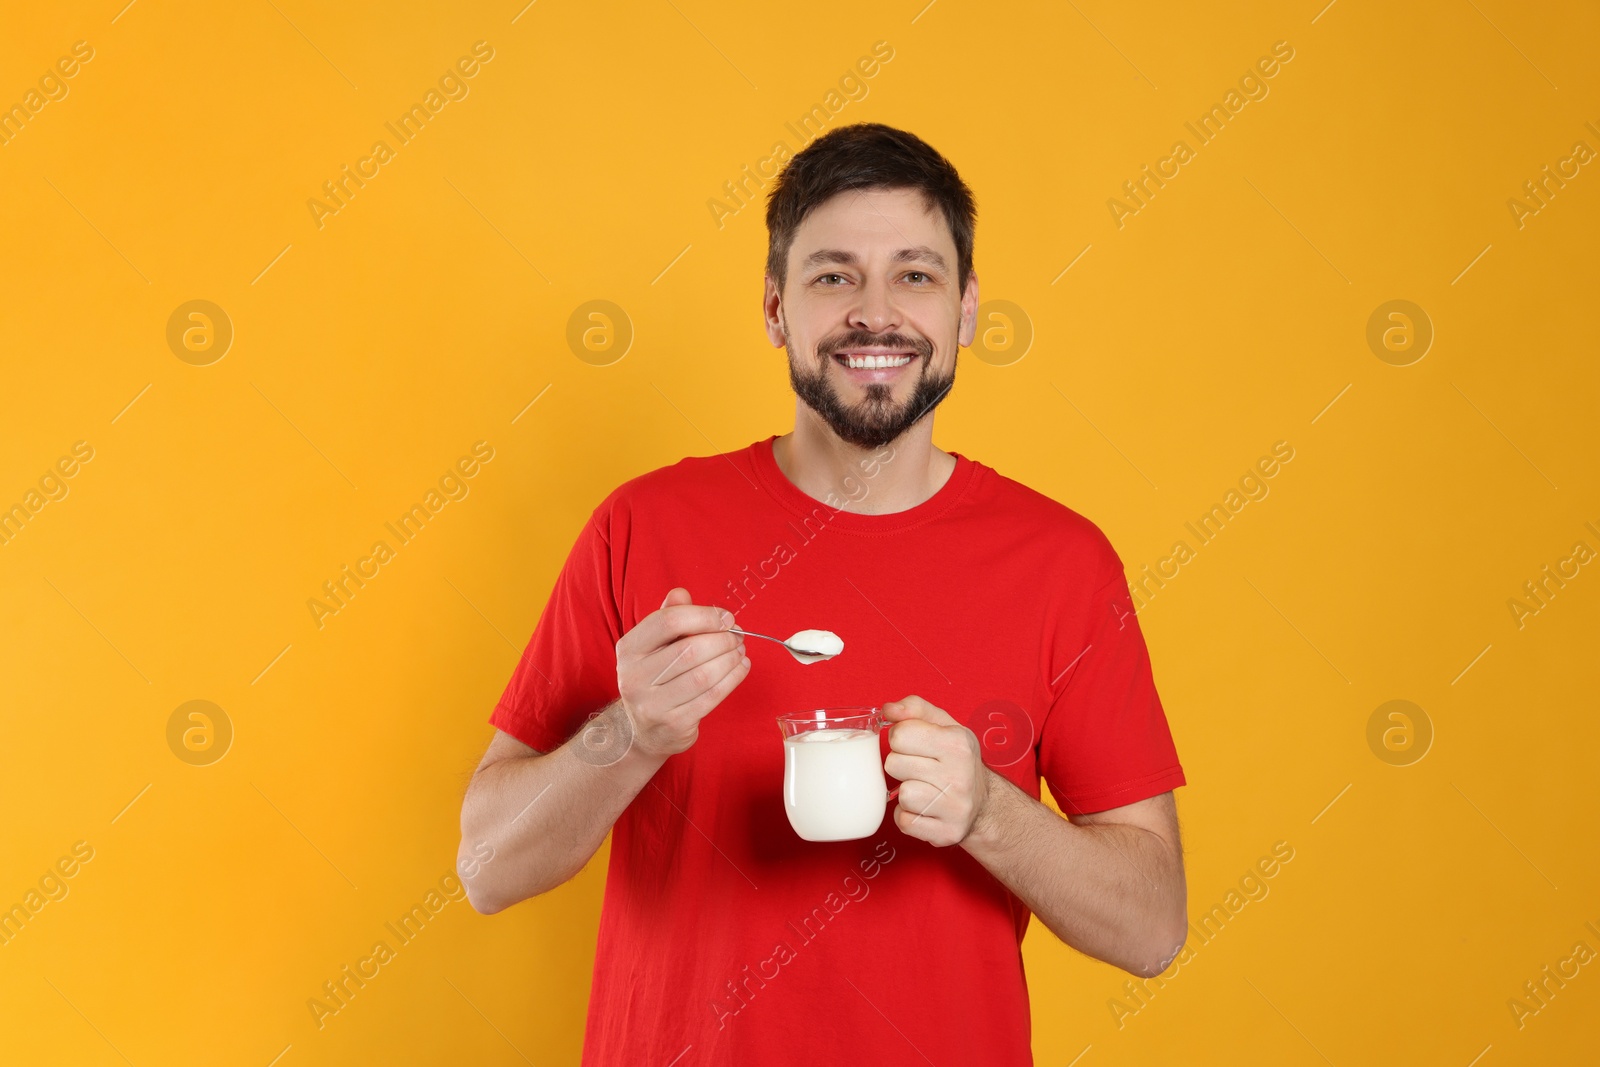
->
[764, 186, 978, 450]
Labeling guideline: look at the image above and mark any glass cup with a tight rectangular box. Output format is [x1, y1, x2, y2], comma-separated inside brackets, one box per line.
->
[776, 707, 901, 842]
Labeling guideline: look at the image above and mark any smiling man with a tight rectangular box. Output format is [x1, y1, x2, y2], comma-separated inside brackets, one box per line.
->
[459, 122, 1188, 1066]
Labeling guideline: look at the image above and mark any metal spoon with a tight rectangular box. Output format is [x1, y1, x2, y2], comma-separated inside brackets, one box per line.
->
[727, 627, 832, 660]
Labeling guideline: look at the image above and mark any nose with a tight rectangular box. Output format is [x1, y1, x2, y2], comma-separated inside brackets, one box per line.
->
[848, 273, 902, 335]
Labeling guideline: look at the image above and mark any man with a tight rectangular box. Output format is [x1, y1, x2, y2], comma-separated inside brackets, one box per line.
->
[458, 122, 1188, 1066]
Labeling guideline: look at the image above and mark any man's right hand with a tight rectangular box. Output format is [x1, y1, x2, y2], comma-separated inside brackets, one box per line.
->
[615, 587, 750, 759]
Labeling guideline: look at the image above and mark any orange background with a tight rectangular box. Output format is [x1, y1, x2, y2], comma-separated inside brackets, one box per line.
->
[1, 1, 1596, 1063]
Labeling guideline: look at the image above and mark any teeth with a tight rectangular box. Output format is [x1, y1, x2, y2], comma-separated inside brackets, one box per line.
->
[841, 354, 913, 369]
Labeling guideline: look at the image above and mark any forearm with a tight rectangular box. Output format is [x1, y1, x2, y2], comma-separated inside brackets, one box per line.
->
[459, 702, 666, 912]
[959, 770, 1187, 975]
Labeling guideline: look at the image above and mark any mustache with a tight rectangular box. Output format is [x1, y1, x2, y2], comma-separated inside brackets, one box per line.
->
[818, 331, 933, 361]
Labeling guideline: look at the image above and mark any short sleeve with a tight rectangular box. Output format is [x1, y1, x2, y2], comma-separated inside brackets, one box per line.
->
[1036, 564, 1186, 816]
[489, 507, 626, 754]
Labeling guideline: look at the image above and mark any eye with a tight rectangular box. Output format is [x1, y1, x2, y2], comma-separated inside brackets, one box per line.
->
[815, 273, 849, 286]
[904, 271, 931, 284]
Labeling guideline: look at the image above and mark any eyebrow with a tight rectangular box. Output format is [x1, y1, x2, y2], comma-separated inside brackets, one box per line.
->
[800, 246, 949, 274]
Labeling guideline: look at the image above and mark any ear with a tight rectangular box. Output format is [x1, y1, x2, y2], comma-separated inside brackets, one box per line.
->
[763, 274, 787, 348]
[957, 269, 980, 348]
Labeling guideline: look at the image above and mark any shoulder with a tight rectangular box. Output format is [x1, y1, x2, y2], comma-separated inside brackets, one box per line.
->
[589, 444, 759, 526]
[967, 458, 1126, 585]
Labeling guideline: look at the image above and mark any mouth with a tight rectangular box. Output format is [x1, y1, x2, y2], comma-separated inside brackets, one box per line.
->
[831, 349, 919, 381]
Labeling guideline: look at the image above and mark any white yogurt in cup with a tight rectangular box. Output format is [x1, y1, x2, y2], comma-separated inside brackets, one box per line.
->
[776, 708, 898, 841]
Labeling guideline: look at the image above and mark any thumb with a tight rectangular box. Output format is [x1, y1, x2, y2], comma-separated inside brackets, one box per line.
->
[881, 697, 931, 722]
[660, 586, 692, 610]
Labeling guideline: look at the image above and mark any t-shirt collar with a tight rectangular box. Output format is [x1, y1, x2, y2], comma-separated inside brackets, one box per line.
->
[748, 433, 980, 534]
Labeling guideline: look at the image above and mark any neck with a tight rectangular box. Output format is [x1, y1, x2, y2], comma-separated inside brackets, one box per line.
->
[774, 404, 956, 515]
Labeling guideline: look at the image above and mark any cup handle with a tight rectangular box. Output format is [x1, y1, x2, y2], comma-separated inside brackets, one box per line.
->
[877, 709, 899, 804]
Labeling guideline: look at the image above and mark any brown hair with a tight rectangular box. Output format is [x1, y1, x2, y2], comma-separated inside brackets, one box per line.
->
[764, 123, 976, 295]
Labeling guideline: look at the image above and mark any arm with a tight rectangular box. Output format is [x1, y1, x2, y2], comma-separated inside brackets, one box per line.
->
[456, 707, 667, 913]
[457, 587, 749, 914]
[962, 777, 1187, 976]
[880, 696, 1187, 976]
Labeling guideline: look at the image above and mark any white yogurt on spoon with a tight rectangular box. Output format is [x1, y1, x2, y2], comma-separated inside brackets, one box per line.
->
[786, 629, 843, 664]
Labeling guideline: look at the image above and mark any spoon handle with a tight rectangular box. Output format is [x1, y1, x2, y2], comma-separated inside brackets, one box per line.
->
[727, 627, 785, 647]
[728, 628, 827, 658]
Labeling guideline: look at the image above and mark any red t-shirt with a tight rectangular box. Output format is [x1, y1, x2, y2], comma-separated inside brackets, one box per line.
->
[490, 435, 1185, 1066]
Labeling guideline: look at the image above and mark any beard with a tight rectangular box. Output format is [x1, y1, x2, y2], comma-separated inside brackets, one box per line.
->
[785, 327, 957, 450]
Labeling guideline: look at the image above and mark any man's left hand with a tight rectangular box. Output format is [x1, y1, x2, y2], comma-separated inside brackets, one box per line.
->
[881, 695, 993, 847]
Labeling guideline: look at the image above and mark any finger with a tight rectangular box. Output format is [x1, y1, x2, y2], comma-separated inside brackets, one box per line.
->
[660, 586, 692, 610]
[893, 803, 957, 843]
[882, 696, 955, 725]
[631, 601, 735, 655]
[640, 630, 744, 689]
[680, 650, 752, 721]
[883, 750, 945, 784]
[885, 718, 949, 756]
[896, 778, 959, 819]
[656, 644, 748, 709]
